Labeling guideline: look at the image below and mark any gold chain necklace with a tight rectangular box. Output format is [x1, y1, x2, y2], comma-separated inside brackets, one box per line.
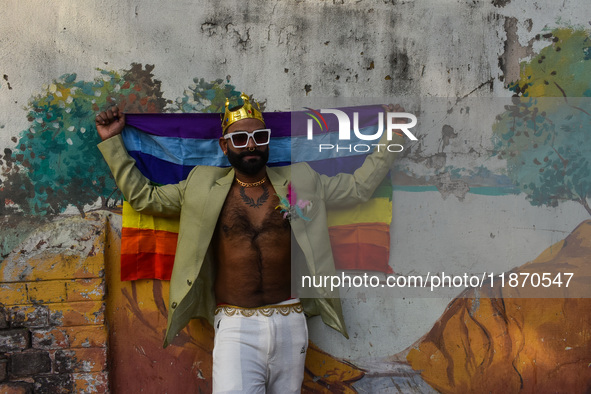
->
[236, 177, 267, 188]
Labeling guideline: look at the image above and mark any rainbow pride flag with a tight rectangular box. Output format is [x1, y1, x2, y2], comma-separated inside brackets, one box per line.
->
[120, 107, 393, 281]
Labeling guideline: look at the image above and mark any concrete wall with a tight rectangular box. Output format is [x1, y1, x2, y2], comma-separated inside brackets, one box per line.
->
[1, 0, 591, 392]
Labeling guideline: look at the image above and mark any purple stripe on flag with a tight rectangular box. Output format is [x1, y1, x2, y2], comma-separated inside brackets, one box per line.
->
[125, 113, 226, 139]
[125, 113, 294, 139]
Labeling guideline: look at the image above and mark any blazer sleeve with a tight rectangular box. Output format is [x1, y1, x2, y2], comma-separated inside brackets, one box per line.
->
[318, 133, 403, 208]
[97, 135, 185, 217]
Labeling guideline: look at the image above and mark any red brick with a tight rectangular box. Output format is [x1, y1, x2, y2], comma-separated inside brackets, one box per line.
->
[0, 306, 8, 329]
[54, 348, 107, 373]
[66, 279, 105, 302]
[26, 281, 67, 304]
[31, 328, 69, 350]
[0, 358, 7, 381]
[0, 283, 28, 306]
[48, 302, 105, 327]
[72, 372, 109, 393]
[10, 351, 51, 376]
[0, 329, 29, 352]
[8, 305, 49, 328]
[0, 382, 33, 393]
[33, 374, 73, 393]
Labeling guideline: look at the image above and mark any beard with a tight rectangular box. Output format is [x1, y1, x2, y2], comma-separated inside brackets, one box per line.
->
[227, 147, 269, 176]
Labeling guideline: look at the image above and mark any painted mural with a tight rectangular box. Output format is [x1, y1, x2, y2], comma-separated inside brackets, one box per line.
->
[405, 27, 591, 393]
[1, 64, 166, 218]
[1, 23, 591, 392]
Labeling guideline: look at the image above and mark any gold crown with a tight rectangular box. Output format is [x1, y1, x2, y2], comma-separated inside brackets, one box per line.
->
[221, 93, 265, 134]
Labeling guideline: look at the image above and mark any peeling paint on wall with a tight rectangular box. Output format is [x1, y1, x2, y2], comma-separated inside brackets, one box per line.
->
[499, 17, 535, 86]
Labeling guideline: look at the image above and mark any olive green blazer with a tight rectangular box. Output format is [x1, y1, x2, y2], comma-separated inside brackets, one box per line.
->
[98, 134, 398, 347]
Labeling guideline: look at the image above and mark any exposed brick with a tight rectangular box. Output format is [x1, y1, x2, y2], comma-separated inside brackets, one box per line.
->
[10, 351, 51, 376]
[66, 279, 105, 302]
[66, 326, 107, 348]
[33, 374, 73, 394]
[54, 348, 107, 374]
[0, 306, 8, 329]
[0, 283, 28, 306]
[31, 328, 69, 350]
[0, 382, 33, 394]
[26, 281, 67, 304]
[0, 358, 7, 381]
[48, 302, 105, 327]
[73, 372, 109, 393]
[8, 305, 49, 328]
[0, 329, 30, 352]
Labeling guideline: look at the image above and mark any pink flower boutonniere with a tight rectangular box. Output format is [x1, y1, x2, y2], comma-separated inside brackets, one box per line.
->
[276, 182, 312, 221]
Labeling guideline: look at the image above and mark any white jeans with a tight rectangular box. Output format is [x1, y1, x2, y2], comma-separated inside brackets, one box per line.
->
[212, 300, 308, 393]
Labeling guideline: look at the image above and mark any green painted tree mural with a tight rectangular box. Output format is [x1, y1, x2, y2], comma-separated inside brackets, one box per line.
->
[492, 28, 591, 215]
[2, 63, 167, 216]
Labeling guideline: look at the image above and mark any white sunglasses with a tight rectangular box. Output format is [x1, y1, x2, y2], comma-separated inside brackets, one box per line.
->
[224, 129, 271, 148]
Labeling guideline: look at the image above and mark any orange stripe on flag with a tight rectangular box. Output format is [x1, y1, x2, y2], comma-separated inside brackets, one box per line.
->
[121, 227, 179, 255]
[328, 223, 392, 273]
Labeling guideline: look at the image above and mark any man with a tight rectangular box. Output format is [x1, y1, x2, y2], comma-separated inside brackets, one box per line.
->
[95, 94, 401, 393]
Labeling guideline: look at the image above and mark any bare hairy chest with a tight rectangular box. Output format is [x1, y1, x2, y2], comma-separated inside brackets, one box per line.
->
[216, 183, 290, 240]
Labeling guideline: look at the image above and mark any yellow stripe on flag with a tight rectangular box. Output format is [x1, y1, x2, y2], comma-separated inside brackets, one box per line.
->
[326, 197, 392, 227]
[122, 201, 180, 233]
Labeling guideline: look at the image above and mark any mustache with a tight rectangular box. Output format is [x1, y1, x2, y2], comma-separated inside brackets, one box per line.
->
[238, 150, 264, 158]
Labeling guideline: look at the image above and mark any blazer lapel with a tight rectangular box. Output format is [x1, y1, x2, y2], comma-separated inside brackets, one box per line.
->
[267, 166, 289, 198]
[210, 167, 234, 196]
[201, 168, 234, 229]
[215, 167, 235, 188]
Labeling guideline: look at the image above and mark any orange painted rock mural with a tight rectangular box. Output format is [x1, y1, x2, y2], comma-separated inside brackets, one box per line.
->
[407, 220, 591, 393]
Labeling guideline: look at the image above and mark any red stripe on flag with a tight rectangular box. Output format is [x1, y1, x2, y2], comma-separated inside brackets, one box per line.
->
[121, 253, 175, 281]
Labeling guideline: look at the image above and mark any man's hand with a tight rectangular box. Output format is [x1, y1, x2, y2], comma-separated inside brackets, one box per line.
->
[95, 106, 126, 141]
[382, 103, 405, 113]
